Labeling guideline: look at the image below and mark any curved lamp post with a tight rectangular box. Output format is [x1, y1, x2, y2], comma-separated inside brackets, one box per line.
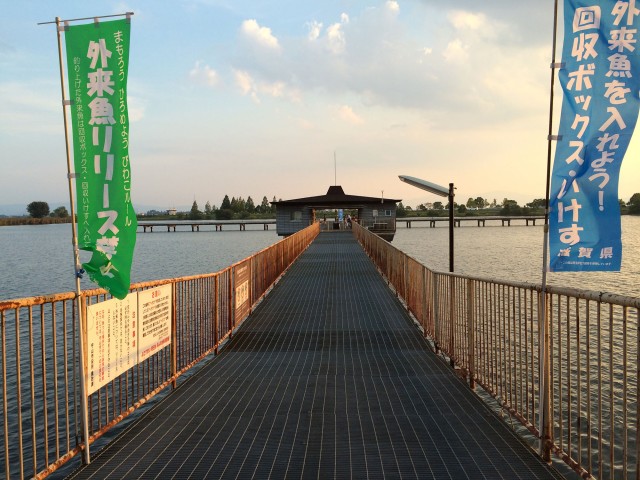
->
[399, 175, 455, 272]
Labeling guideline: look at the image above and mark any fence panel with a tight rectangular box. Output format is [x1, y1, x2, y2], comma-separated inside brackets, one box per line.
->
[353, 222, 638, 480]
[0, 222, 319, 479]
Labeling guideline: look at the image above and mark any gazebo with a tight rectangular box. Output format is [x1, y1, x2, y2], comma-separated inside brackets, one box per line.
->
[272, 185, 401, 241]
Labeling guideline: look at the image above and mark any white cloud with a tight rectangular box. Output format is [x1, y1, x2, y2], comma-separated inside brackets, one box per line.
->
[337, 105, 364, 125]
[241, 19, 280, 50]
[189, 61, 219, 87]
[233, 69, 301, 103]
[228, 4, 544, 124]
[448, 10, 487, 31]
[234, 69, 258, 101]
[386, 1, 400, 13]
[442, 38, 469, 63]
[307, 20, 323, 41]
[327, 22, 346, 54]
[126, 95, 146, 122]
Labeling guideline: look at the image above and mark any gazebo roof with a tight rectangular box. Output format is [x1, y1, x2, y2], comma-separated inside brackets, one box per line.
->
[272, 186, 401, 208]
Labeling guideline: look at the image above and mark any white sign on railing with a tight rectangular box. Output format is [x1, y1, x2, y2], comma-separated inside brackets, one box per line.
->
[138, 284, 172, 362]
[86, 284, 172, 394]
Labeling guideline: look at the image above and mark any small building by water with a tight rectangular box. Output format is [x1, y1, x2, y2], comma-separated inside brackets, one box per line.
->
[272, 185, 401, 241]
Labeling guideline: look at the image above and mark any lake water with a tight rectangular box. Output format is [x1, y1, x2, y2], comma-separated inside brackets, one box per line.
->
[393, 215, 640, 298]
[1, 217, 639, 300]
[0, 223, 279, 300]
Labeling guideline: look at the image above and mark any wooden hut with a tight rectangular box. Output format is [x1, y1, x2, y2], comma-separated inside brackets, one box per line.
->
[272, 185, 401, 241]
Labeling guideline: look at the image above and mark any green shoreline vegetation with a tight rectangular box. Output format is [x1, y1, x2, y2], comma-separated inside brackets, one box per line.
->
[2, 193, 640, 226]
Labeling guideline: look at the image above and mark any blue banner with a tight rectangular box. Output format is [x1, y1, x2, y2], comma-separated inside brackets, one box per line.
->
[550, 0, 640, 271]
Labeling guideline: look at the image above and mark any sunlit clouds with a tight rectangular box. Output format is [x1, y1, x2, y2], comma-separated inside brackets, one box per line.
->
[241, 19, 280, 50]
[1, 0, 638, 213]
[337, 105, 364, 125]
[189, 61, 219, 87]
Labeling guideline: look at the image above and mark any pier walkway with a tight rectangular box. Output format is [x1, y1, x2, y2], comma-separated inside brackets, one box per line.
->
[68, 232, 563, 479]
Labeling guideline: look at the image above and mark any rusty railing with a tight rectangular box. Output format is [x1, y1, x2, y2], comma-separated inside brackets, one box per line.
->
[353, 222, 639, 480]
[0, 222, 319, 479]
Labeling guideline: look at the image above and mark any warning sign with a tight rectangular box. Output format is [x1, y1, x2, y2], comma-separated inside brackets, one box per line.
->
[85, 285, 173, 394]
[234, 260, 251, 323]
[138, 284, 172, 362]
[86, 294, 137, 394]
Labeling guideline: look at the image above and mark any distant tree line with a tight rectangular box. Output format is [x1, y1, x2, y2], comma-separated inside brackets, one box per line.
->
[20, 196, 278, 222]
[26, 201, 69, 219]
[396, 194, 640, 217]
[180, 195, 278, 220]
[20, 193, 640, 221]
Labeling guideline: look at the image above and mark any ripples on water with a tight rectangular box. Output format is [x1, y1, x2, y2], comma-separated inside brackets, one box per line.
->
[0, 223, 279, 300]
[1, 217, 639, 300]
[393, 215, 640, 298]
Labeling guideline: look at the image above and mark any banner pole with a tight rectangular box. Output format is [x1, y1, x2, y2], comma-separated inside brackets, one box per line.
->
[539, 0, 560, 463]
[54, 16, 91, 465]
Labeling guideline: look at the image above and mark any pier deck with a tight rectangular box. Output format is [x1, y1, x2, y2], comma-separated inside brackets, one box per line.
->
[67, 232, 563, 479]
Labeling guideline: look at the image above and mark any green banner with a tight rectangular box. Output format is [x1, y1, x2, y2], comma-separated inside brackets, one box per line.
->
[65, 18, 136, 299]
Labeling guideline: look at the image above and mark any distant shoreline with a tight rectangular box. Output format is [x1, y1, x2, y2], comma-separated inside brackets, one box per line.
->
[1, 210, 635, 227]
[0, 217, 72, 226]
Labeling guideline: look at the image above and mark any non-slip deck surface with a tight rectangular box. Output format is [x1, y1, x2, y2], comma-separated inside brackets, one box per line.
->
[68, 232, 563, 479]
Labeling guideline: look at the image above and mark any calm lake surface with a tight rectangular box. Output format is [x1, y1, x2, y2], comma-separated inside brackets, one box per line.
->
[393, 215, 640, 298]
[1, 216, 639, 300]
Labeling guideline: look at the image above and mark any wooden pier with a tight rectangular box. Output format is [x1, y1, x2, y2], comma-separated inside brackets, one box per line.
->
[402, 215, 545, 228]
[67, 232, 563, 480]
[137, 216, 544, 234]
[138, 220, 275, 232]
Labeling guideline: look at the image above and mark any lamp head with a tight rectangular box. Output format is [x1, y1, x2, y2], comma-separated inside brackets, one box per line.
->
[398, 175, 448, 197]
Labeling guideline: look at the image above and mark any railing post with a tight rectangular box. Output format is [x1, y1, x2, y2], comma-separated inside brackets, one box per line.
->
[433, 274, 440, 355]
[636, 311, 639, 480]
[467, 278, 475, 389]
[228, 270, 233, 338]
[539, 289, 552, 462]
[421, 267, 428, 336]
[403, 255, 408, 304]
[171, 283, 177, 389]
[76, 296, 92, 465]
[449, 275, 455, 368]
[214, 275, 219, 355]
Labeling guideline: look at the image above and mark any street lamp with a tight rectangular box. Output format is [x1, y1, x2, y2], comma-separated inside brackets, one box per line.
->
[399, 175, 455, 272]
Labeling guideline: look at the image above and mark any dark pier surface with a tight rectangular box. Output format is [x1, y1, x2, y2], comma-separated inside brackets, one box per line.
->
[68, 232, 563, 479]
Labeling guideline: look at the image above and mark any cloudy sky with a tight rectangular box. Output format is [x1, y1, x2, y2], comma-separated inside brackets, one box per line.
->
[1, 0, 639, 214]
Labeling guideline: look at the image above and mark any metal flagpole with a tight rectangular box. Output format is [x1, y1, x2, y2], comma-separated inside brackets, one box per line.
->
[53, 15, 92, 466]
[539, 0, 560, 462]
[41, 11, 134, 464]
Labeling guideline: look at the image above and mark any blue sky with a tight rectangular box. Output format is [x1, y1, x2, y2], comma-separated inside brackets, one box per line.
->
[1, 1, 639, 214]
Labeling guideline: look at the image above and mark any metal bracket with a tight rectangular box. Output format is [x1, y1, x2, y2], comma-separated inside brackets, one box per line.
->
[63, 99, 75, 106]
[68, 173, 78, 179]
[550, 62, 565, 69]
[548, 134, 563, 141]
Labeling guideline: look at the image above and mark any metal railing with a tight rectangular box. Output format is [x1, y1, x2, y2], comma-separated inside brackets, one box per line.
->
[0, 222, 319, 479]
[353, 222, 639, 480]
